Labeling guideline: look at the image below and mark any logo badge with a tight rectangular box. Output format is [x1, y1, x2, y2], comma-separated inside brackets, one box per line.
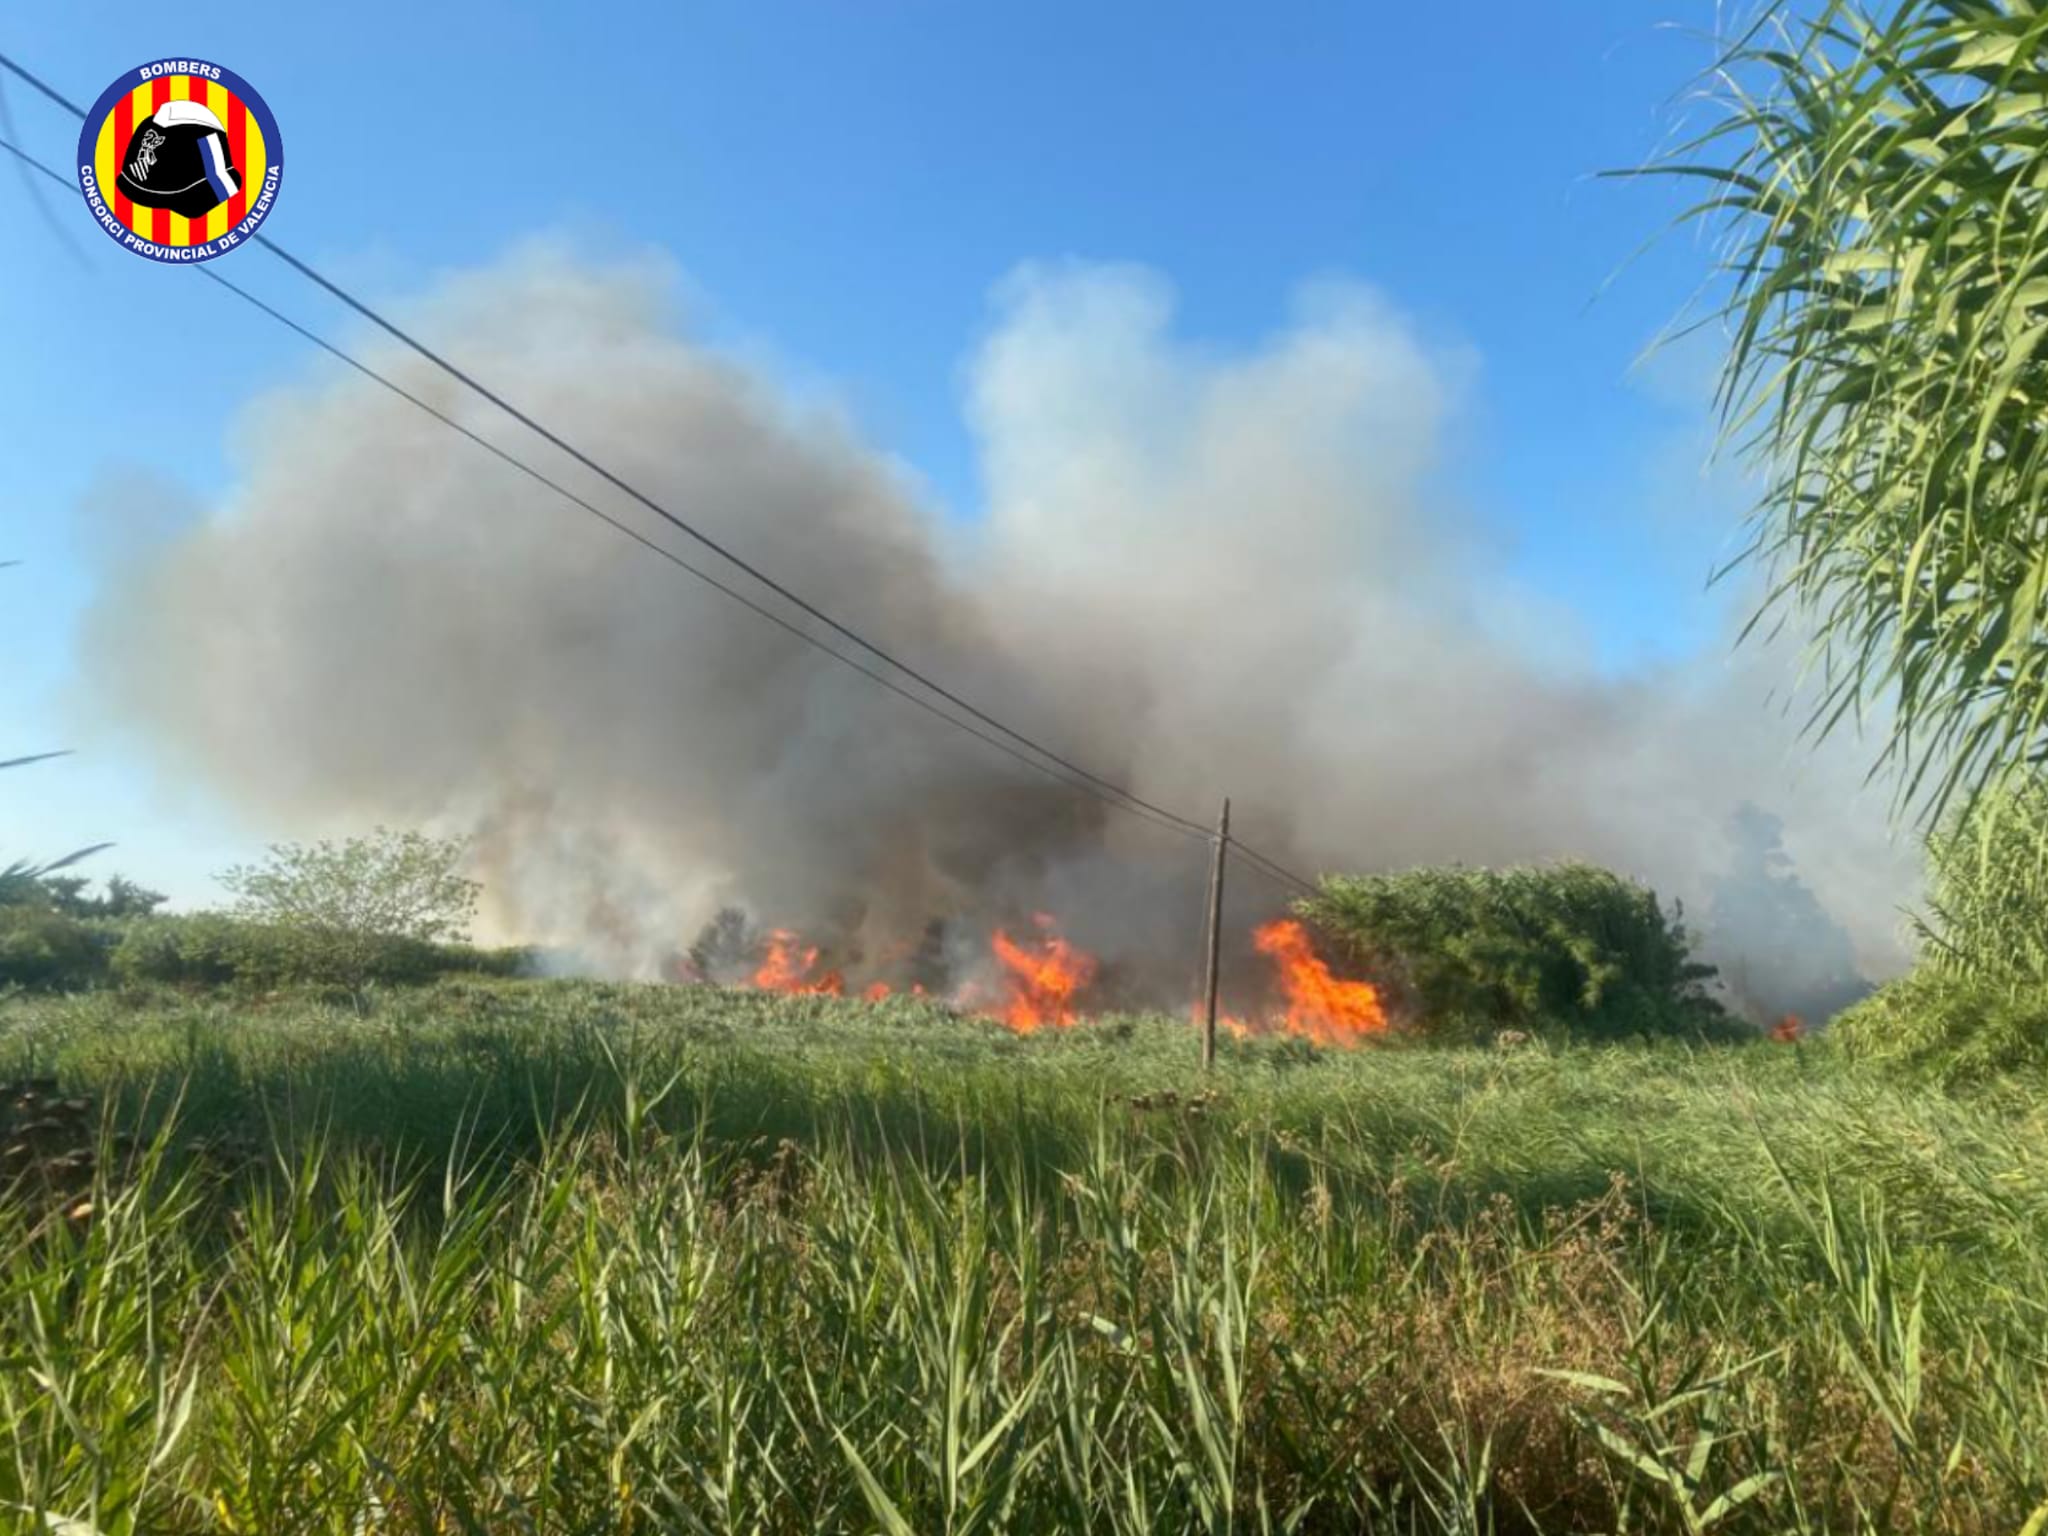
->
[76, 59, 283, 263]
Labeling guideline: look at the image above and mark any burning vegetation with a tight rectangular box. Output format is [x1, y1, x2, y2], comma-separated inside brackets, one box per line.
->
[727, 908, 1387, 1045]
[750, 930, 845, 996]
[1242, 918, 1388, 1042]
[985, 915, 1098, 1032]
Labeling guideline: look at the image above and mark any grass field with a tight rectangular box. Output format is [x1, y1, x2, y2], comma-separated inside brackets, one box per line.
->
[2, 978, 2045, 1534]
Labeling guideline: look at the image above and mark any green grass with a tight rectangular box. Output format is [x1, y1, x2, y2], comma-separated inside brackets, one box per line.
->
[2, 977, 2045, 1533]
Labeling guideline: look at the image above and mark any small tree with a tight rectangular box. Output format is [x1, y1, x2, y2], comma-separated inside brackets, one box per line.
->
[89, 874, 169, 919]
[219, 828, 480, 942]
[686, 906, 760, 984]
[13, 873, 169, 919]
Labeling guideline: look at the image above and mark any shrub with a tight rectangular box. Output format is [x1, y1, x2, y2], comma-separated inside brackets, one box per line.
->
[109, 915, 249, 989]
[34, 873, 169, 919]
[109, 914, 524, 991]
[1913, 777, 2048, 986]
[1304, 861, 1732, 1042]
[1832, 970, 2048, 1087]
[1828, 779, 2048, 1085]
[0, 906, 107, 991]
[462, 944, 535, 979]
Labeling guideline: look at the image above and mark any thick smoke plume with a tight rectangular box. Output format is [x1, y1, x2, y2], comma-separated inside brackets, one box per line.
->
[80, 248, 1918, 1011]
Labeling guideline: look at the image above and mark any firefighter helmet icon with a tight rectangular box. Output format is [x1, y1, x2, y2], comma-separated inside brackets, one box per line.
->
[117, 99, 241, 218]
[77, 59, 284, 262]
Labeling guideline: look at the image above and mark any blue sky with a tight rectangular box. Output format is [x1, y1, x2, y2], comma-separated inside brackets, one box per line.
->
[2, 2, 1743, 904]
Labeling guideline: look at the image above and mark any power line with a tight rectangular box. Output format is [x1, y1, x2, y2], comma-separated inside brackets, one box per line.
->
[0, 52, 80, 115]
[267, 254, 1240, 844]
[1233, 843, 1319, 898]
[0, 136, 1207, 851]
[0, 62, 1323, 898]
[0, 50, 1213, 839]
[0, 110, 1319, 900]
[208, 281, 1223, 848]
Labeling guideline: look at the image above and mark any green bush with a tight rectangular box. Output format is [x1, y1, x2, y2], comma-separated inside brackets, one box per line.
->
[0, 906, 107, 990]
[1304, 861, 1732, 1042]
[1832, 969, 2048, 1088]
[461, 944, 534, 979]
[110, 915, 243, 988]
[1913, 777, 2048, 986]
[1823, 780, 2048, 1086]
[110, 914, 527, 991]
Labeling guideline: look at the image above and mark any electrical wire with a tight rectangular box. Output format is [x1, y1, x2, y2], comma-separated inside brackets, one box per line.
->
[0, 50, 1218, 837]
[0, 59, 1325, 898]
[0, 137, 1212, 849]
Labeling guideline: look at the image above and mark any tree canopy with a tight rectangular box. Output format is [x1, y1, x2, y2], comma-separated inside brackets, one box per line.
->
[219, 828, 480, 943]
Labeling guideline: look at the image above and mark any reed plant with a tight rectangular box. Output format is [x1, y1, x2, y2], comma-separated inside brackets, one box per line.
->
[2, 981, 2045, 1531]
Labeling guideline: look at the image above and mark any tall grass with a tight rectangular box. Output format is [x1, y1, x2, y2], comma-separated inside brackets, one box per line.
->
[1834, 776, 2048, 1082]
[3, 979, 2045, 1533]
[1913, 777, 2048, 986]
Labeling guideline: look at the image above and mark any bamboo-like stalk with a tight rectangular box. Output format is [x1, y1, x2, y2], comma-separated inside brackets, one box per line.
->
[1642, 0, 2048, 827]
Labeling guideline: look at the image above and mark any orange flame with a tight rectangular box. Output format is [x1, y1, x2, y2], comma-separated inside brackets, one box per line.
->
[752, 930, 844, 996]
[1216, 1013, 1253, 1041]
[1246, 919, 1386, 1046]
[1770, 1013, 1804, 1043]
[986, 915, 1097, 1032]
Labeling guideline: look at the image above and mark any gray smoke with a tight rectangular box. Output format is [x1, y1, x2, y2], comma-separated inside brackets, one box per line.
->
[78, 247, 1919, 1008]
[1706, 804, 1871, 1026]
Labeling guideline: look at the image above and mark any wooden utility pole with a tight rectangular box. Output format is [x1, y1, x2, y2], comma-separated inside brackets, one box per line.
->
[1200, 797, 1230, 1069]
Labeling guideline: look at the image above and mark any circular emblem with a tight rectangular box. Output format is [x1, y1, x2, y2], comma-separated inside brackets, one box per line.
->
[76, 59, 283, 263]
